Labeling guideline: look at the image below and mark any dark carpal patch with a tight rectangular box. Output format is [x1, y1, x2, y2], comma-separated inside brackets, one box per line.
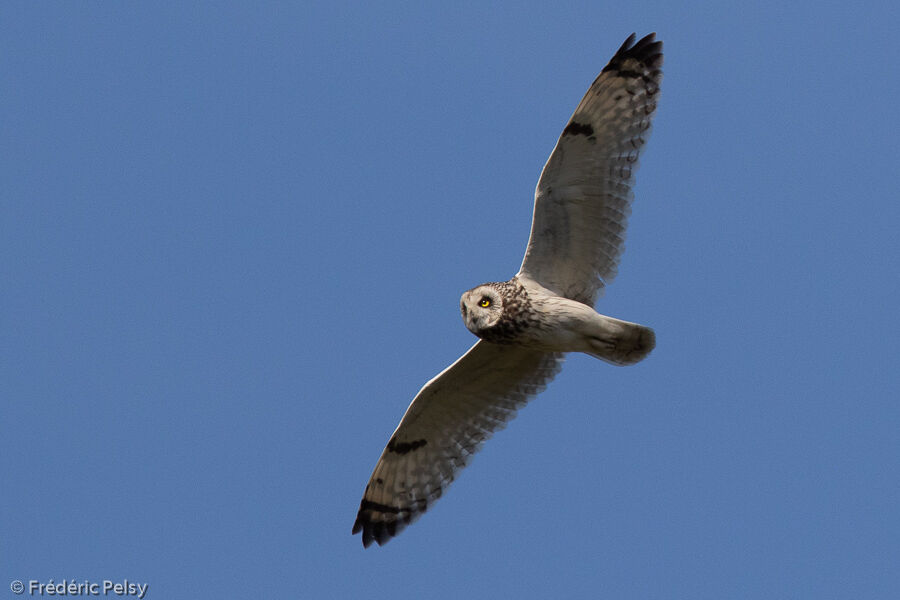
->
[562, 121, 594, 137]
[387, 437, 427, 454]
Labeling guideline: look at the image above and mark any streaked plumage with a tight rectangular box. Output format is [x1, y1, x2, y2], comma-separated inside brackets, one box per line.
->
[353, 33, 663, 547]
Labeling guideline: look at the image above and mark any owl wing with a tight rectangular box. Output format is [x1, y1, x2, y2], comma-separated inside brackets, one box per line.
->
[353, 341, 564, 547]
[517, 33, 663, 305]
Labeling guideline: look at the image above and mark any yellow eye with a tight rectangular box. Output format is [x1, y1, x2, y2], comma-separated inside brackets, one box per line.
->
[479, 297, 491, 308]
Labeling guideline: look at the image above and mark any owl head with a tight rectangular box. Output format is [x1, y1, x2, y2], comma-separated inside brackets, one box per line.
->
[460, 284, 505, 337]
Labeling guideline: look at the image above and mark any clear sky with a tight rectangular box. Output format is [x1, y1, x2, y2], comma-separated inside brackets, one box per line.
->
[3, 2, 899, 598]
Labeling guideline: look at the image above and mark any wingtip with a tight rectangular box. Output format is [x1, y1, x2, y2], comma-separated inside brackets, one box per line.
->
[352, 512, 378, 548]
[617, 32, 637, 55]
[353, 502, 413, 548]
[604, 32, 663, 74]
[352, 518, 377, 548]
[353, 517, 405, 548]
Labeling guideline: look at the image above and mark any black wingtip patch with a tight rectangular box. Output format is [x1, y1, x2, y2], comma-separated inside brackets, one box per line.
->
[562, 121, 594, 137]
[387, 437, 427, 454]
[602, 32, 664, 77]
[353, 498, 422, 548]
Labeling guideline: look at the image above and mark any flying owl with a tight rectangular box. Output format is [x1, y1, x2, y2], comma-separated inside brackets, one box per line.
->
[353, 33, 663, 548]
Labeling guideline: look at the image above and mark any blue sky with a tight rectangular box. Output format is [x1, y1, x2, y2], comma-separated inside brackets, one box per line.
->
[3, 2, 899, 598]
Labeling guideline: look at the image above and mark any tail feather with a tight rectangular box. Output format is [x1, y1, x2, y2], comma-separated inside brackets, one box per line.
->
[586, 316, 655, 366]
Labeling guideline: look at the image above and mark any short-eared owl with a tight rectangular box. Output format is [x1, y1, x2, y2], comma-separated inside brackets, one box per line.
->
[353, 33, 663, 547]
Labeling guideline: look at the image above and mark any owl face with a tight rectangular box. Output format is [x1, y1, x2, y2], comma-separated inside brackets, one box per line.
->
[460, 284, 505, 337]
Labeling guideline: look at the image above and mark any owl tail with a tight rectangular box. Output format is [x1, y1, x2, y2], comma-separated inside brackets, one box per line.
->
[585, 315, 655, 366]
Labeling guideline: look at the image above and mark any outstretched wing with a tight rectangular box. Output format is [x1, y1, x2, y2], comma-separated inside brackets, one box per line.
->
[518, 33, 663, 305]
[353, 341, 564, 547]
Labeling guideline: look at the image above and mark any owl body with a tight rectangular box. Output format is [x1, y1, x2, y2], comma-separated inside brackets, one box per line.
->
[461, 275, 654, 365]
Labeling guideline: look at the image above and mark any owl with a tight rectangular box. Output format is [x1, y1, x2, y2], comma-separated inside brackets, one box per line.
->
[353, 33, 663, 547]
